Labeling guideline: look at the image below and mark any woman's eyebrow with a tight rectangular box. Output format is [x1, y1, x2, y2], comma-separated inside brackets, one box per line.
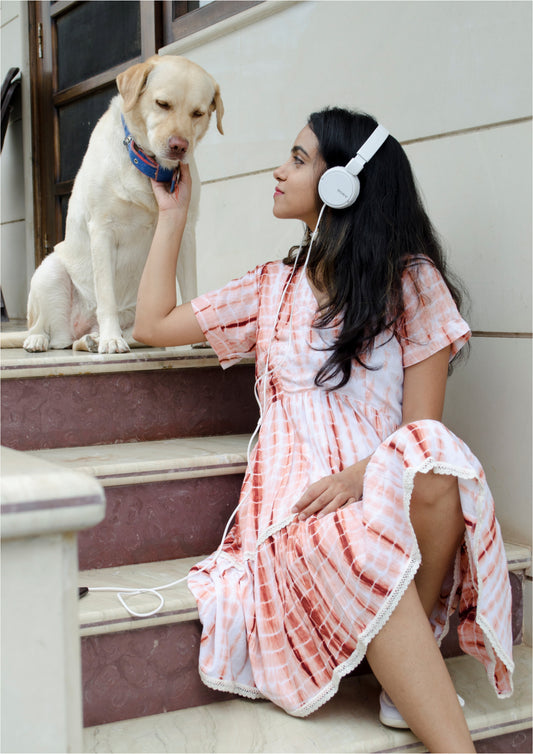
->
[291, 145, 310, 158]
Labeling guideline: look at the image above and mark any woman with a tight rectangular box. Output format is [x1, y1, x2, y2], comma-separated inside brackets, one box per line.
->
[133, 108, 513, 753]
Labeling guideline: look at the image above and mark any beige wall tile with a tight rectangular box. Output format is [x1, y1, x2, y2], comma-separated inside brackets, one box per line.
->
[443, 336, 532, 548]
[405, 122, 532, 333]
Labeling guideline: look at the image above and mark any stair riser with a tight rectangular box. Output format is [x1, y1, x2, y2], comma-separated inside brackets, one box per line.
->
[81, 571, 524, 727]
[1, 364, 258, 450]
[82, 620, 234, 727]
[78, 474, 244, 570]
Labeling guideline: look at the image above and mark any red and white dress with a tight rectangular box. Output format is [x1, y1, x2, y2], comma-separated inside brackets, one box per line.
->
[188, 257, 514, 716]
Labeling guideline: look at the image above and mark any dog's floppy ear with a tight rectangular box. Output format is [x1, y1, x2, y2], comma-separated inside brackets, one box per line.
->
[211, 85, 224, 135]
[117, 59, 156, 112]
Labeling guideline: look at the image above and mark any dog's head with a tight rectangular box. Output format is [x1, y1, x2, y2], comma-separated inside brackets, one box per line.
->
[117, 55, 224, 168]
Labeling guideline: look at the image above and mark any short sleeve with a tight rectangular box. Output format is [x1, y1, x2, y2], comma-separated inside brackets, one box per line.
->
[191, 266, 262, 369]
[398, 260, 471, 368]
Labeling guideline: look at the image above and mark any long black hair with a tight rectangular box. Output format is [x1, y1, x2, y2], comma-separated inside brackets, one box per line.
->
[284, 107, 468, 389]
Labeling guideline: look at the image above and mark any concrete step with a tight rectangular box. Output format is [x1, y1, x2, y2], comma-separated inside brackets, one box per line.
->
[29, 434, 250, 569]
[78, 544, 531, 728]
[83, 644, 532, 753]
[0, 346, 257, 450]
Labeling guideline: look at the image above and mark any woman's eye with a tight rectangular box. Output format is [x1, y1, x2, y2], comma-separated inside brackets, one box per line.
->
[156, 100, 170, 110]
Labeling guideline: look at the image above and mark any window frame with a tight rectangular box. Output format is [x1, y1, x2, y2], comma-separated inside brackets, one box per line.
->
[162, 1, 262, 45]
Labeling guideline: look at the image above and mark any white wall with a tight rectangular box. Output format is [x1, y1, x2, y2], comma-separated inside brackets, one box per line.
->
[0, 0, 33, 321]
[161, 1, 532, 559]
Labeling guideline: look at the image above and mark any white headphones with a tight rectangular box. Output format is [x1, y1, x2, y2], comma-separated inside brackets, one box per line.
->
[318, 123, 389, 209]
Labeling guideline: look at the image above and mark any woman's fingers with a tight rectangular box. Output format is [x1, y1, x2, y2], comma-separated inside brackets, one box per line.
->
[292, 477, 357, 521]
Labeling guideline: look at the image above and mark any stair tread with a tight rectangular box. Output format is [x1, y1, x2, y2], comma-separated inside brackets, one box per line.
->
[29, 434, 251, 486]
[79, 542, 530, 637]
[79, 556, 201, 635]
[0, 344, 253, 379]
[83, 644, 531, 752]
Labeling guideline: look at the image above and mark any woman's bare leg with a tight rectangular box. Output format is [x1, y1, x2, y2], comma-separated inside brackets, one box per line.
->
[410, 470, 465, 617]
[365, 471, 473, 752]
[366, 582, 475, 752]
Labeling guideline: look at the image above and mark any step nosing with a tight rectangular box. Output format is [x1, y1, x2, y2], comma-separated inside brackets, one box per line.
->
[81, 605, 198, 630]
[95, 459, 247, 482]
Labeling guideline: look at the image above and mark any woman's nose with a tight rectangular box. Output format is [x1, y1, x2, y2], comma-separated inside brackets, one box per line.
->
[273, 164, 285, 181]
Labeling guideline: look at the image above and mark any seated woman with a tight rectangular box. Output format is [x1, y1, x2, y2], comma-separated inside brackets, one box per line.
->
[133, 107, 513, 754]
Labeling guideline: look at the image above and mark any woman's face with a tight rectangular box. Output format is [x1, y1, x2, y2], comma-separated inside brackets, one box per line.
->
[273, 125, 326, 230]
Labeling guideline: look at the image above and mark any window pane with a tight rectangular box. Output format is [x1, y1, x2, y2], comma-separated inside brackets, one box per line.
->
[58, 84, 117, 183]
[56, 1, 141, 91]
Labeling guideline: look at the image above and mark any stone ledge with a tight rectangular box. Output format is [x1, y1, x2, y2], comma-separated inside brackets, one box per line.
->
[1, 446, 105, 539]
[0, 345, 247, 379]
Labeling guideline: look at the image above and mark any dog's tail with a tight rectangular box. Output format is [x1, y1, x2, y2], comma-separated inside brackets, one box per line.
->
[0, 331, 28, 348]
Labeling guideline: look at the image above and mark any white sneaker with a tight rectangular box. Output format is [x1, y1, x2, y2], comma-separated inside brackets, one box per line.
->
[379, 689, 465, 729]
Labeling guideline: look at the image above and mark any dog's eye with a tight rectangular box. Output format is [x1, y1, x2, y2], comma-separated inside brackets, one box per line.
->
[192, 110, 205, 118]
[156, 100, 171, 110]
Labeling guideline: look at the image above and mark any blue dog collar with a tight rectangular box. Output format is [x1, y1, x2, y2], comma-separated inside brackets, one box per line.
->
[122, 115, 178, 192]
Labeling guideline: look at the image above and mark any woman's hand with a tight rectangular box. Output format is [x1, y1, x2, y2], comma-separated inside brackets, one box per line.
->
[150, 162, 192, 215]
[292, 457, 371, 521]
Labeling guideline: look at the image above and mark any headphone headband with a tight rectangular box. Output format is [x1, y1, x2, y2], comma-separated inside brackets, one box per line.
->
[345, 124, 389, 177]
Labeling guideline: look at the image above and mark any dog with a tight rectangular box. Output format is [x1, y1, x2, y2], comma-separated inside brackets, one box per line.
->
[1, 55, 223, 353]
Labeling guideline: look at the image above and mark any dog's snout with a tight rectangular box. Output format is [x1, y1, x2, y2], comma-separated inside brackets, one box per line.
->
[168, 136, 189, 157]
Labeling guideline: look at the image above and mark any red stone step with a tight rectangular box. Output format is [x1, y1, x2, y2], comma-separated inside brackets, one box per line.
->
[0, 347, 258, 450]
[27, 434, 250, 569]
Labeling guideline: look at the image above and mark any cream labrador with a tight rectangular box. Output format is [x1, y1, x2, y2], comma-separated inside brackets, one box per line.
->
[2, 55, 223, 353]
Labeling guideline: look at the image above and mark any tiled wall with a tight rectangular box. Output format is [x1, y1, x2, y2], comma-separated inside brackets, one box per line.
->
[0, 0, 32, 320]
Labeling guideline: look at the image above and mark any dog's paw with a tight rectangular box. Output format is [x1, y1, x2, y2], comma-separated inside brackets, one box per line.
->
[73, 333, 100, 352]
[23, 334, 50, 352]
[98, 336, 131, 354]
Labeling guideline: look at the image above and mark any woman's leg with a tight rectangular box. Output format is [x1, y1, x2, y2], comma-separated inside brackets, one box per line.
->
[366, 581, 475, 753]
[365, 470, 472, 752]
[410, 470, 465, 617]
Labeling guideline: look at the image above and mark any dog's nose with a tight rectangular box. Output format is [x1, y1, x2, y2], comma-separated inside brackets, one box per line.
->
[168, 136, 189, 157]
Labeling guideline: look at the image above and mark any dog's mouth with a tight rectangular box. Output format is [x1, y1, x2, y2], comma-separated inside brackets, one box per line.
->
[159, 152, 189, 168]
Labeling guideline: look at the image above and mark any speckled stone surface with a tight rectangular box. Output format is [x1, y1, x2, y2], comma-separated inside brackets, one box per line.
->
[78, 473, 244, 569]
[82, 646, 532, 753]
[1, 364, 258, 450]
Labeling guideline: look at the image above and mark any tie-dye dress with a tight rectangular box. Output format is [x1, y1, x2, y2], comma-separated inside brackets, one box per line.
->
[188, 256, 514, 716]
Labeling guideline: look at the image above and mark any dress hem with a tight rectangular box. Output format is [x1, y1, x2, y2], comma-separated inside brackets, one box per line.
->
[197, 453, 514, 715]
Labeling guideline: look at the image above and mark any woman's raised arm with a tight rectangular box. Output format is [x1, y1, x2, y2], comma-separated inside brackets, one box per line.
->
[133, 164, 206, 347]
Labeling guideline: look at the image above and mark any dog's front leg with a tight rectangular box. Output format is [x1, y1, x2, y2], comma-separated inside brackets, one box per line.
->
[87, 219, 130, 354]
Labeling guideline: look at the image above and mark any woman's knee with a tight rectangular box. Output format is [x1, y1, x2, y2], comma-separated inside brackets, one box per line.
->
[411, 470, 459, 507]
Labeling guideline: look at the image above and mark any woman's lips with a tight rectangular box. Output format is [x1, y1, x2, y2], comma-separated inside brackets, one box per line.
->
[274, 187, 283, 197]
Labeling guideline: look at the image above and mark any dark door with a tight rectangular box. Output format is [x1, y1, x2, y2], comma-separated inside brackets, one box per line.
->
[28, 0, 160, 264]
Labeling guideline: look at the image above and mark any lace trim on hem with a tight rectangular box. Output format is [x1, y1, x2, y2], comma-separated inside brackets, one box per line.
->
[199, 669, 266, 700]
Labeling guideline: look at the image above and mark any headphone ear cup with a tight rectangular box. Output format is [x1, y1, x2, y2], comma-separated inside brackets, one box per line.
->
[318, 166, 360, 209]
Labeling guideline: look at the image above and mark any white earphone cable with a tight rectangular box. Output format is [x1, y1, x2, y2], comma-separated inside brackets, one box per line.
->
[89, 206, 327, 618]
